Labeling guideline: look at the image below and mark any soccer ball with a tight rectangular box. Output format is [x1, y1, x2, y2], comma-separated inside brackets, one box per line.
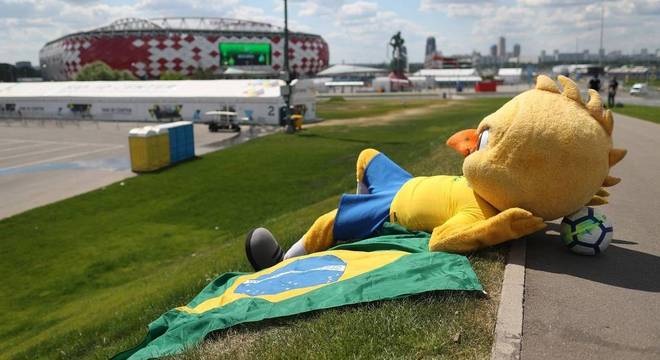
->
[560, 207, 613, 255]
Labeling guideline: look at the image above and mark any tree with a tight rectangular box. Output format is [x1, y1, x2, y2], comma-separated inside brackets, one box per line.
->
[159, 71, 188, 80]
[75, 61, 137, 81]
[190, 66, 216, 80]
[116, 70, 138, 80]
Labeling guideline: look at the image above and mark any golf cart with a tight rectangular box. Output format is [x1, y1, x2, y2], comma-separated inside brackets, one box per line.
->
[205, 110, 241, 133]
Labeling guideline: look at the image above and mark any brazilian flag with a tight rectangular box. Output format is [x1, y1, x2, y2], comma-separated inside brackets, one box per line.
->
[114, 224, 483, 360]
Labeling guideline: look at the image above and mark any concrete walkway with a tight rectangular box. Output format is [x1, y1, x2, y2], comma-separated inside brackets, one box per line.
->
[521, 114, 660, 359]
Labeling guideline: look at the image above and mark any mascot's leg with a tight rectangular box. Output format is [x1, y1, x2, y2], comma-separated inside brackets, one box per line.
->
[356, 148, 380, 194]
[280, 149, 397, 262]
[284, 209, 338, 260]
[245, 149, 408, 271]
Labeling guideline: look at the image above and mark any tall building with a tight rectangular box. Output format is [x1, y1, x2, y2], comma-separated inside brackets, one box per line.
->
[425, 36, 437, 58]
[15, 61, 33, 69]
[498, 36, 506, 57]
[513, 44, 521, 57]
[490, 44, 497, 57]
[0, 63, 17, 82]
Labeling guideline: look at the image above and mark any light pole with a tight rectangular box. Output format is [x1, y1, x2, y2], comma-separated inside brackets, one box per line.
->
[283, 0, 295, 134]
[599, 0, 604, 67]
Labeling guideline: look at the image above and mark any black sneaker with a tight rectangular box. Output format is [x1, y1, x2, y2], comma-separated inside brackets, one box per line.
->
[245, 227, 284, 271]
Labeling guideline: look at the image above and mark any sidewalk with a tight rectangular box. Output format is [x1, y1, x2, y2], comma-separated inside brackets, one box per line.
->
[521, 114, 660, 359]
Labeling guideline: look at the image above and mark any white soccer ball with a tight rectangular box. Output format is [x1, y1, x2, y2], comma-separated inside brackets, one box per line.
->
[560, 207, 613, 255]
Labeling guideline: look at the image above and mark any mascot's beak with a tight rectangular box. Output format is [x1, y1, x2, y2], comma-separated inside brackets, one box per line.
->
[447, 129, 478, 157]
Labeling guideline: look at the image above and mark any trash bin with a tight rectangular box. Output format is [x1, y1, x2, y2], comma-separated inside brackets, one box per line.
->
[291, 114, 304, 130]
[128, 126, 170, 172]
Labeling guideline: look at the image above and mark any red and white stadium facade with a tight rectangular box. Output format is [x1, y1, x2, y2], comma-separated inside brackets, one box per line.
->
[39, 17, 329, 81]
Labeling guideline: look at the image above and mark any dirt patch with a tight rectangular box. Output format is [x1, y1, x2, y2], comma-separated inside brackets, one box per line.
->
[309, 101, 459, 128]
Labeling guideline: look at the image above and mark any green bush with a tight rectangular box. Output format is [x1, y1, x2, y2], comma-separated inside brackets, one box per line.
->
[159, 71, 188, 80]
[75, 61, 137, 81]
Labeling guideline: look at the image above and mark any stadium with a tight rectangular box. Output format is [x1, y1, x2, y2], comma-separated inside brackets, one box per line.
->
[39, 17, 329, 81]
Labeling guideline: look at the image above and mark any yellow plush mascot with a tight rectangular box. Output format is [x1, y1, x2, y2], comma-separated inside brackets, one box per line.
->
[245, 75, 627, 271]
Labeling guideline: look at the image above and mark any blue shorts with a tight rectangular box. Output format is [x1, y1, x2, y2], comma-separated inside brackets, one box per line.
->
[333, 153, 412, 241]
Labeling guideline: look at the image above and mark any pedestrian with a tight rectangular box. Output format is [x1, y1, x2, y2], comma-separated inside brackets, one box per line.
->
[589, 73, 601, 92]
[608, 77, 619, 108]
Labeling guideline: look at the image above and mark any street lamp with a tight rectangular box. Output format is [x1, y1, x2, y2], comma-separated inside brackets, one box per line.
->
[282, 0, 296, 134]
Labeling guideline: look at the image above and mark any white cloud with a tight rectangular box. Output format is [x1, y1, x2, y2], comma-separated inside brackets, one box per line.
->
[322, 2, 429, 63]
[135, 0, 240, 14]
[294, 0, 344, 17]
[340, 1, 378, 18]
[419, 0, 495, 15]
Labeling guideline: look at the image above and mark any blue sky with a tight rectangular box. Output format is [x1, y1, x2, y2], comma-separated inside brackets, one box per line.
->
[1, 0, 659, 65]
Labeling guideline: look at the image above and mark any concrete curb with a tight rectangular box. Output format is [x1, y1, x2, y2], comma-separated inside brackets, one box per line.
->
[491, 238, 526, 360]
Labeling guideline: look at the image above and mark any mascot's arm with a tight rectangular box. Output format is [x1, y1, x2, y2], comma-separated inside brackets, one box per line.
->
[429, 208, 546, 253]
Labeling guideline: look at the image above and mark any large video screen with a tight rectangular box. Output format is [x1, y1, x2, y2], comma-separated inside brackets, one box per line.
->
[219, 43, 271, 66]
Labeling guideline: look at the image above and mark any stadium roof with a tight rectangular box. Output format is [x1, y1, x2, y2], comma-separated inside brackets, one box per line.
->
[0, 80, 287, 101]
[317, 64, 386, 76]
[94, 17, 283, 33]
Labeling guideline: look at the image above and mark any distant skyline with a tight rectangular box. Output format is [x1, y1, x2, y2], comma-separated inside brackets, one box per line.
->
[1, 0, 659, 65]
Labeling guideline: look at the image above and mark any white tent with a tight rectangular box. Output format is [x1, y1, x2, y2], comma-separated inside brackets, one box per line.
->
[316, 64, 386, 77]
[607, 65, 649, 80]
[0, 79, 317, 124]
[497, 68, 523, 84]
[413, 68, 482, 84]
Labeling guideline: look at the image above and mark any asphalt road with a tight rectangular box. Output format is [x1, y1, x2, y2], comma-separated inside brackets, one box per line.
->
[0, 119, 273, 219]
[615, 91, 660, 107]
[521, 114, 660, 359]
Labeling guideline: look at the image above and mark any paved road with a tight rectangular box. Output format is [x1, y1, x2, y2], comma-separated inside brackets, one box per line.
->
[615, 91, 660, 107]
[522, 114, 660, 359]
[0, 120, 273, 219]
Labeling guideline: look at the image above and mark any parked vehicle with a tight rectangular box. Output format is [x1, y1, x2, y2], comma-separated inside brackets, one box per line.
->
[629, 83, 648, 96]
[205, 111, 241, 132]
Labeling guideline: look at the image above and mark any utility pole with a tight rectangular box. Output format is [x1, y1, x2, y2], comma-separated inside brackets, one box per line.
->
[599, 0, 604, 66]
[283, 0, 295, 134]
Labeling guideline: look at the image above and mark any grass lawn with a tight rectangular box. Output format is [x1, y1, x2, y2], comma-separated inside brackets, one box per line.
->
[612, 104, 660, 124]
[316, 96, 439, 120]
[0, 97, 510, 359]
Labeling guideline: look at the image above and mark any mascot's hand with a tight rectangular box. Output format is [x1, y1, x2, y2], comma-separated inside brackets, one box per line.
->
[429, 208, 546, 253]
[496, 208, 547, 240]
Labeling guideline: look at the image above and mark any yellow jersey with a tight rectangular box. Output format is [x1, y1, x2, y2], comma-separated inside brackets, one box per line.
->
[389, 175, 498, 232]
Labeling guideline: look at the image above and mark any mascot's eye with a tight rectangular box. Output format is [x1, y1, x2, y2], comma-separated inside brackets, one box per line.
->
[477, 129, 490, 151]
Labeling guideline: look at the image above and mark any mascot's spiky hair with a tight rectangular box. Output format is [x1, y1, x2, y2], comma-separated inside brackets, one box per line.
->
[535, 75, 627, 206]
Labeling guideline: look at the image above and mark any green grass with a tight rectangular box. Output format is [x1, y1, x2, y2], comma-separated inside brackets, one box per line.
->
[316, 98, 439, 120]
[0, 97, 510, 359]
[612, 104, 660, 124]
